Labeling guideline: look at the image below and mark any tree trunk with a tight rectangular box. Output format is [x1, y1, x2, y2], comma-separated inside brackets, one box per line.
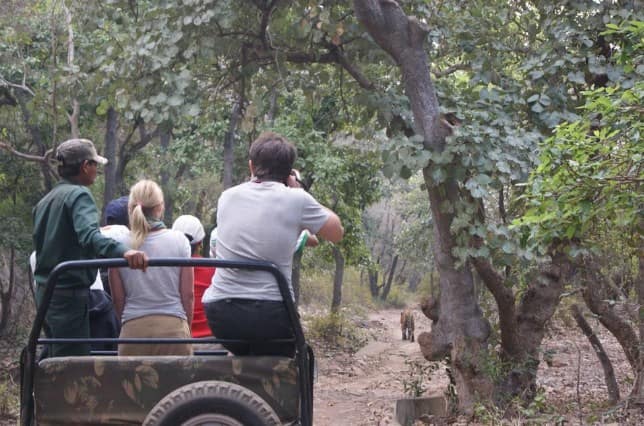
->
[368, 267, 379, 298]
[159, 127, 174, 223]
[408, 271, 421, 292]
[429, 269, 436, 297]
[354, 1, 492, 413]
[380, 254, 398, 301]
[102, 107, 119, 222]
[63, 3, 80, 140]
[292, 251, 303, 307]
[570, 303, 620, 404]
[116, 122, 159, 201]
[331, 246, 344, 313]
[267, 87, 278, 126]
[223, 102, 241, 189]
[581, 256, 639, 371]
[395, 259, 407, 285]
[492, 250, 570, 405]
[16, 91, 54, 191]
[633, 255, 644, 404]
[0, 248, 15, 337]
[472, 257, 520, 359]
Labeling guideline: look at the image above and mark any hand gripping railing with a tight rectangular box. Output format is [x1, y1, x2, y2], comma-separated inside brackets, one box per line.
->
[20, 258, 313, 426]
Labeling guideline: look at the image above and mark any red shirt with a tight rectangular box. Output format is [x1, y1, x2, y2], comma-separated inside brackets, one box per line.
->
[191, 254, 215, 338]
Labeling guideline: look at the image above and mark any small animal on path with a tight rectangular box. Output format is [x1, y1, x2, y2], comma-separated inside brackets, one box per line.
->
[400, 309, 415, 342]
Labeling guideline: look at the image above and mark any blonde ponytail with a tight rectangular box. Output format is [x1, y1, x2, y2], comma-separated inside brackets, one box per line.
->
[128, 180, 164, 249]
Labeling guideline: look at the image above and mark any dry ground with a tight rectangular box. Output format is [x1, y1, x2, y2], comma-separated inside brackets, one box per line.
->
[312, 307, 642, 425]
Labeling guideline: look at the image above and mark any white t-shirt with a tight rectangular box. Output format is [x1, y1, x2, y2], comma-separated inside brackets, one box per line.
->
[115, 229, 191, 323]
[202, 180, 329, 302]
[100, 224, 130, 244]
[29, 251, 104, 291]
[30, 225, 132, 291]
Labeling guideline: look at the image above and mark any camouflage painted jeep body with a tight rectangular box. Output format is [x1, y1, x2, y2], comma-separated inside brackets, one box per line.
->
[21, 258, 314, 426]
[34, 355, 299, 425]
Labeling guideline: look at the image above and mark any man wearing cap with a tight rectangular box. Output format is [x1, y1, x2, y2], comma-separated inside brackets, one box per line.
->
[172, 215, 215, 338]
[33, 138, 148, 357]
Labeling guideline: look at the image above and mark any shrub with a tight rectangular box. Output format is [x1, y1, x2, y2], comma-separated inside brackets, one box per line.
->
[304, 310, 369, 352]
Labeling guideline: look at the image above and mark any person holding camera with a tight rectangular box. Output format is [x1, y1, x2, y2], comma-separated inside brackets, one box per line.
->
[202, 131, 343, 356]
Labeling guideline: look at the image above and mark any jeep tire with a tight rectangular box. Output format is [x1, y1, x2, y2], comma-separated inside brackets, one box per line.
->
[143, 381, 281, 426]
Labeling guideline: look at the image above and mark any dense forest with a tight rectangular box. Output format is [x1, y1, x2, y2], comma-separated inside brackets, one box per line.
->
[0, 0, 642, 422]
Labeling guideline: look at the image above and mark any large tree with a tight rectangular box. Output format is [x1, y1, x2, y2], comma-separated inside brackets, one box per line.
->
[353, 0, 640, 413]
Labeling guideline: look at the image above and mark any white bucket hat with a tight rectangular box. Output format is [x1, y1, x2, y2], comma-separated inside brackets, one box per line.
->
[172, 215, 205, 245]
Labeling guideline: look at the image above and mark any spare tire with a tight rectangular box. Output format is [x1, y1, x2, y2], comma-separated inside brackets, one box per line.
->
[143, 380, 281, 426]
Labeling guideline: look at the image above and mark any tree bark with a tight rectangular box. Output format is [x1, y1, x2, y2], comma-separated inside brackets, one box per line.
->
[368, 266, 379, 298]
[633, 255, 644, 404]
[493, 249, 570, 403]
[267, 87, 278, 126]
[63, 3, 79, 139]
[380, 254, 398, 301]
[102, 107, 119, 222]
[223, 44, 247, 189]
[472, 257, 520, 359]
[354, 0, 492, 413]
[331, 246, 344, 313]
[0, 248, 15, 338]
[159, 127, 174, 223]
[223, 102, 241, 189]
[292, 251, 303, 306]
[581, 256, 639, 371]
[570, 303, 620, 404]
[16, 91, 54, 190]
[117, 122, 159, 195]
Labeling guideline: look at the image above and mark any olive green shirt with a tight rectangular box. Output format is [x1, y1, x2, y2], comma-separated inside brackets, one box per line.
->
[33, 179, 128, 289]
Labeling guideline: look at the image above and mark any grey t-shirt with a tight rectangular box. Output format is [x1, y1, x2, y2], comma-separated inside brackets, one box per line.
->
[115, 229, 191, 323]
[202, 181, 329, 302]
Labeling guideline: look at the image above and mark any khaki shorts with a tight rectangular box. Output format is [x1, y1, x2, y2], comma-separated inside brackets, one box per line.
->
[119, 315, 192, 356]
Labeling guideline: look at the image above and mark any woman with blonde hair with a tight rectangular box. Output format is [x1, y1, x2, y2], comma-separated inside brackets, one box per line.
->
[109, 179, 194, 355]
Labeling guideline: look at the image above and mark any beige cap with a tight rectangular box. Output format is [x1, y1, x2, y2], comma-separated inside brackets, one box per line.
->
[56, 138, 108, 165]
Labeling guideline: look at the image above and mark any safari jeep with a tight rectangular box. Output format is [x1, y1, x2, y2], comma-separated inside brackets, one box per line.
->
[20, 258, 314, 426]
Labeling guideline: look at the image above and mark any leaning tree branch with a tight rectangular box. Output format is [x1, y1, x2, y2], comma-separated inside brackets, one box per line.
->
[471, 255, 521, 359]
[0, 141, 53, 163]
[581, 255, 640, 371]
[0, 75, 35, 97]
[63, 3, 80, 139]
[432, 63, 470, 78]
[516, 249, 571, 356]
[257, 0, 280, 49]
[570, 303, 620, 404]
[254, 47, 376, 90]
[330, 47, 375, 90]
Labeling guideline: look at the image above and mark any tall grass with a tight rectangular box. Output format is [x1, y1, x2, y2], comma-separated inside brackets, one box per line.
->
[299, 267, 375, 312]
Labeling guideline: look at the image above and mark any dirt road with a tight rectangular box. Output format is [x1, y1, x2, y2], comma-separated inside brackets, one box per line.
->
[310, 306, 637, 425]
[313, 308, 448, 425]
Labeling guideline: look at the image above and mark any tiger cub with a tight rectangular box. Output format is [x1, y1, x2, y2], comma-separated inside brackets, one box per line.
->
[400, 309, 415, 342]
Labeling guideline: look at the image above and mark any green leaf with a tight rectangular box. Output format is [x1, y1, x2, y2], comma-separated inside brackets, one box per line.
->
[431, 168, 446, 183]
[501, 242, 514, 254]
[167, 95, 183, 107]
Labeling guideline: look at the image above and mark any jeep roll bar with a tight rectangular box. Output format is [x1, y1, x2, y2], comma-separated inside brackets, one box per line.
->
[20, 258, 313, 426]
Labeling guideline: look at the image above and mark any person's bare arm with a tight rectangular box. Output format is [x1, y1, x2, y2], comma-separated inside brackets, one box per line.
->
[306, 231, 319, 247]
[108, 268, 125, 321]
[123, 250, 148, 271]
[287, 170, 343, 243]
[179, 266, 195, 326]
[317, 209, 344, 243]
